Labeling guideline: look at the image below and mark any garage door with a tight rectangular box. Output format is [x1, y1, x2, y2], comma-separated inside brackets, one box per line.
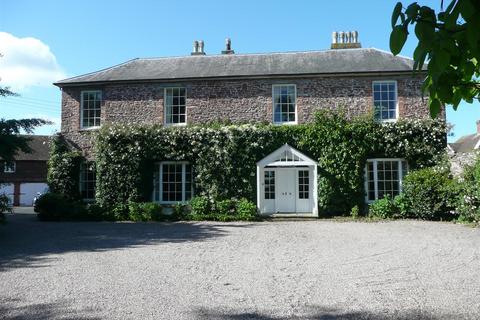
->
[20, 183, 48, 206]
[0, 183, 14, 205]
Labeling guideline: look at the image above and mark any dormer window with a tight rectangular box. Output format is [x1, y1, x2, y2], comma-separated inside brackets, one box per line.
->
[273, 84, 296, 124]
[373, 81, 397, 121]
[80, 90, 102, 129]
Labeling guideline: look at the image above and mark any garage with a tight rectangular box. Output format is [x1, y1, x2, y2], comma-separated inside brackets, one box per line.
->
[0, 183, 14, 205]
[19, 183, 48, 206]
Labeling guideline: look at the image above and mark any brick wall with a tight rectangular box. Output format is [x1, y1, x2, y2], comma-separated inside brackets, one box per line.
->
[60, 74, 438, 157]
[0, 161, 47, 183]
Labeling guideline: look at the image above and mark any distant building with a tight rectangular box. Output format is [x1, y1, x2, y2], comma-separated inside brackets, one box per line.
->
[0, 135, 50, 206]
[448, 120, 480, 155]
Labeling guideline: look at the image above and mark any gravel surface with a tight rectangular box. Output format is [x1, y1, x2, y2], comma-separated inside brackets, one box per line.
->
[1, 212, 479, 320]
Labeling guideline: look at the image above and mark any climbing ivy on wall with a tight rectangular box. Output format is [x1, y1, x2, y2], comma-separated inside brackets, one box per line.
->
[50, 111, 447, 216]
[47, 135, 83, 200]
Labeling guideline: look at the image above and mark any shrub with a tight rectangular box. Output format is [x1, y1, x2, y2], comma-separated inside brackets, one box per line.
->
[393, 193, 409, 218]
[110, 203, 129, 221]
[368, 196, 399, 219]
[457, 157, 480, 224]
[401, 166, 460, 220]
[128, 202, 163, 221]
[85, 203, 109, 221]
[0, 193, 12, 224]
[215, 199, 236, 216]
[35, 193, 87, 221]
[235, 198, 258, 220]
[190, 196, 211, 216]
[172, 202, 188, 220]
[350, 205, 360, 219]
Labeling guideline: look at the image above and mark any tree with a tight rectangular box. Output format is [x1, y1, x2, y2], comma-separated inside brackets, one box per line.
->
[390, 0, 480, 116]
[0, 118, 51, 161]
[0, 54, 52, 161]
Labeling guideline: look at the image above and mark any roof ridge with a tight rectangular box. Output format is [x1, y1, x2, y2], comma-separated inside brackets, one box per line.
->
[137, 47, 377, 60]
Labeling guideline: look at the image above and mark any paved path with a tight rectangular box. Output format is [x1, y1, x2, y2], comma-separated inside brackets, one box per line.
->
[1, 213, 479, 319]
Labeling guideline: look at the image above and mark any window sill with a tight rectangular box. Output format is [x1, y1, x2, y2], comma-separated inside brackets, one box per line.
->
[79, 126, 101, 132]
[377, 118, 398, 123]
[164, 123, 187, 127]
[157, 201, 191, 205]
[273, 121, 297, 126]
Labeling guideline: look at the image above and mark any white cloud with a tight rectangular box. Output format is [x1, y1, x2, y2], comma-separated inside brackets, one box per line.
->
[0, 32, 66, 90]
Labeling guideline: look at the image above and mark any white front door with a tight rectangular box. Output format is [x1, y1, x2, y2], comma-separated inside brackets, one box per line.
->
[276, 169, 296, 213]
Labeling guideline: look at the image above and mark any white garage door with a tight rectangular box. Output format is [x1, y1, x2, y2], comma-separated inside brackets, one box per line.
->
[20, 183, 48, 206]
[0, 183, 14, 205]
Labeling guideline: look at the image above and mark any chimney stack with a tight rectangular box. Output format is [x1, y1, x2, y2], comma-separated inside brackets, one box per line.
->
[331, 31, 361, 49]
[191, 40, 206, 55]
[476, 120, 480, 134]
[221, 37, 235, 54]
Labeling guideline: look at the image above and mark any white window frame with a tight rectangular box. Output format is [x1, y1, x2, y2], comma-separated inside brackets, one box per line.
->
[4, 161, 16, 173]
[364, 158, 408, 203]
[164, 87, 187, 126]
[157, 161, 193, 204]
[372, 80, 398, 122]
[80, 90, 102, 130]
[272, 84, 297, 125]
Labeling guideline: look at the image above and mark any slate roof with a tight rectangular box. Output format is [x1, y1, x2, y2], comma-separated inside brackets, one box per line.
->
[54, 48, 419, 86]
[12, 135, 50, 161]
[449, 133, 480, 154]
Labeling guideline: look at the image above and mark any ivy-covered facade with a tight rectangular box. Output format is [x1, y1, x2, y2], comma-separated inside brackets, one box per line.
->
[51, 45, 446, 216]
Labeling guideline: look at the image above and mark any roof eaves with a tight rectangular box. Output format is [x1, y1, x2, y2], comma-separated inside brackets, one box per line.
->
[53, 58, 140, 87]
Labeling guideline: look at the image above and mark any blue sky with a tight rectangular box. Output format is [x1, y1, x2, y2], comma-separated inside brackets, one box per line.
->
[1, 0, 478, 141]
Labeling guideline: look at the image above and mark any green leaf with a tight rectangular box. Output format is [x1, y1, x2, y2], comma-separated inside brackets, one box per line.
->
[434, 49, 451, 71]
[414, 21, 435, 45]
[405, 2, 420, 19]
[392, 2, 403, 28]
[390, 25, 408, 55]
[429, 98, 441, 118]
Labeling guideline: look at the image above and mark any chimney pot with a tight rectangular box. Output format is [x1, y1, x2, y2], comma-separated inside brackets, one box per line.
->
[331, 30, 361, 49]
[222, 37, 235, 54]
[332, 32, 338, 44]
[191, 40, 206, 55]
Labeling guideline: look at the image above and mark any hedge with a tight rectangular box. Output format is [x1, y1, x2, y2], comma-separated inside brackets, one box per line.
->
[49, 110, 447, 216]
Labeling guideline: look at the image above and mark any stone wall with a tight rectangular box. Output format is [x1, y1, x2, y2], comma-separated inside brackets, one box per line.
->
[60, 74, 438, 157]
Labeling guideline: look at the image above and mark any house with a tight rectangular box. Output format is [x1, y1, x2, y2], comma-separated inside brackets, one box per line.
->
[448, 120, 480, 176]
[448, 120, 480, 155]
[53, 32, 439, 217]
[0, 135, 50, 206]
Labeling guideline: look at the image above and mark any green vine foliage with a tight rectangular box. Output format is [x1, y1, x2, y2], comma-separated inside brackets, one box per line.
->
[47, 135, 83, 200]
[51, 111, 446, 216]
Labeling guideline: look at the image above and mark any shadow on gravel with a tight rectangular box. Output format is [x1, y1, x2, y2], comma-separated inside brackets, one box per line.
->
[195, 307, 458, 320]
[0, 213, 250, 271]
[0, 297, 101, 320]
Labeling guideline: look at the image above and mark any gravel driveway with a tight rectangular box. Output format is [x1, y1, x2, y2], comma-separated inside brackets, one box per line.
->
[1, 212, 479, 320]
